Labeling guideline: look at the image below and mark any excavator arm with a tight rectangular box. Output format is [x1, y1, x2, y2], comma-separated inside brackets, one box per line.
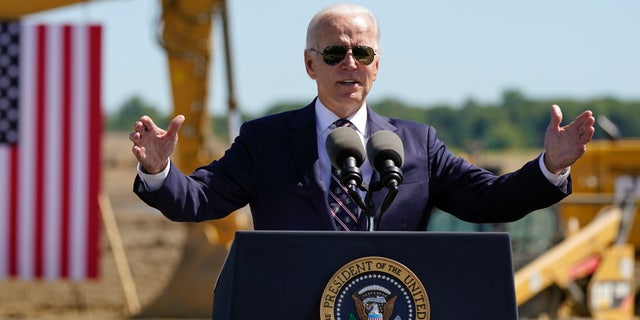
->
[0, 1, 88, 19]
[159, 0, 219, 172]
[514, 206, 622, 305]
[134, 1, 250, 317]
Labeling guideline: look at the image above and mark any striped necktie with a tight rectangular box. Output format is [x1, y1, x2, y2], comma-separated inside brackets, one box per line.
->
[328, 119, 359, 231]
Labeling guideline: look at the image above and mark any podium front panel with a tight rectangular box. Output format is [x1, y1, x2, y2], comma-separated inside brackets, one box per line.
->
[213, 231, 517, 320]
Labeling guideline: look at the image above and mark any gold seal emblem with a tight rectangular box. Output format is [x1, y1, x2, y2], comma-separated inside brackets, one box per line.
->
[320, 256, 430, 320]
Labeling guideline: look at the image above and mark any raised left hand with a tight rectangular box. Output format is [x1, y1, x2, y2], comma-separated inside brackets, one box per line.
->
[543, 104, 595, 174]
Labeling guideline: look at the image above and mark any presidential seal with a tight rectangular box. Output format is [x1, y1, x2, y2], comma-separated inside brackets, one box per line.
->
[320, 256, 430, 320]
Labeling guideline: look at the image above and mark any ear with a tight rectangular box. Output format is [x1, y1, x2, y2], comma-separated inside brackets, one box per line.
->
[372, 58, 380, 81]
[304, 50, 317, 79]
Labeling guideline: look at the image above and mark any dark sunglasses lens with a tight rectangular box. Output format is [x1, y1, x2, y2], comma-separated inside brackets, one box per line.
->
[352, 46, 375, 65]
[322, 46, 348, 65]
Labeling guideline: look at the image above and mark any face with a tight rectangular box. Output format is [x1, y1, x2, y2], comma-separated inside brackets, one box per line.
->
[305, 13, 379, 118]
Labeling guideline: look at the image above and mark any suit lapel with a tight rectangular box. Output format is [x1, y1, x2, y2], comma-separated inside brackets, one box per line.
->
[287, 102, 335, 229]
[366, 106, 397, 134]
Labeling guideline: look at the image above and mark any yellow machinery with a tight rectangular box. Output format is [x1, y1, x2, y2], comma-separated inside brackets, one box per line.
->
[134, 1, 249, 317]
[0, 0, 247, 317]
[515, 137, 640, 319]
[428, 130, 640, 319]
[0, 0, 88, 19]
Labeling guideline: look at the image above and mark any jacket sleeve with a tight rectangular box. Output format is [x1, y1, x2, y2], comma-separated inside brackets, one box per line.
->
[132, 122, 257, 222]
[426, 126, 571, 223]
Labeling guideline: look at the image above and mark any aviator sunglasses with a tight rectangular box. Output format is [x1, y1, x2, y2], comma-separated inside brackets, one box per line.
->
[310, 45, 376, 66]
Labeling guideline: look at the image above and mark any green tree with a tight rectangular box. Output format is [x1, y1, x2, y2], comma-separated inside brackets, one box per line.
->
[485, 121, 525, 150]
[424, 105, 459, 146]
[230, 92, 640, 152]
[262, 101, 308, 116]
[107, 96, 168, 131]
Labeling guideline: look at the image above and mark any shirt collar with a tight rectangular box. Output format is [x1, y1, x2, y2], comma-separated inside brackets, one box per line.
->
[315, 98, 368, 135]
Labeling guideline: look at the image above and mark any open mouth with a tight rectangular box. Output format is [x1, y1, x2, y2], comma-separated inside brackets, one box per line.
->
[338, 80, 359, 86]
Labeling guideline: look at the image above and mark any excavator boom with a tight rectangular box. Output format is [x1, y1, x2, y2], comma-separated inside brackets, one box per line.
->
[0, 0, 87, 20]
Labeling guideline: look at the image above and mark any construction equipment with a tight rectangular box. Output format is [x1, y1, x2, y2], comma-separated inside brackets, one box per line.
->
[134, 1, 249, 317]
[0, 0, 88, 19]
[431, 128, 640, 319]
[515, 136, 640, 319]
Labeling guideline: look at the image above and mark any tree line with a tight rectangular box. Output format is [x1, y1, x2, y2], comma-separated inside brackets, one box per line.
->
[107, 89, 640, 151]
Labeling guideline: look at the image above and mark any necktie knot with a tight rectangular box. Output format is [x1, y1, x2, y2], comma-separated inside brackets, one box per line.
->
[334, 118, 352, 128]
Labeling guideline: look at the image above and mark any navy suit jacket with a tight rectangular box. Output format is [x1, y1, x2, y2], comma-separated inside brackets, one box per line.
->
[134, 101, 570, 231]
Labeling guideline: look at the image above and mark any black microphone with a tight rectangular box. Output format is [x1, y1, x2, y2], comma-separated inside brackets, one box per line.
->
[367, 130, 404, 189]
[367, 130, 404, 226]
[326, 126, 366, 191]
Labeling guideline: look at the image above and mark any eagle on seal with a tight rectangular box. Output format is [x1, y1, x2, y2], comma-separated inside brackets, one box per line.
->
[352, 293, 397, 320]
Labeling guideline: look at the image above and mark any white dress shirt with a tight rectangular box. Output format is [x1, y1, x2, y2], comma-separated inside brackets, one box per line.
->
[315, 99, 372, 206]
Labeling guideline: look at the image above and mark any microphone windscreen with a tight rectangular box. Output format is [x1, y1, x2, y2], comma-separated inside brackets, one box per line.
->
[366, 130, 404, 171]
[326, 127, 366, 168]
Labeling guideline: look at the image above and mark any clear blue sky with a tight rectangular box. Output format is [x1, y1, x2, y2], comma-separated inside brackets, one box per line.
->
[25, 0, 640, 116]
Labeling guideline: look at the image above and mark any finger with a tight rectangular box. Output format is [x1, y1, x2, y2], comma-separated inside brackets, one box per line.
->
[166, 115, 185, 137]
[580, 126, 595, 143]
[131, 144, 144, 159]
[548, 104, 563, 129]
[571, 110, 594, 127]
[134, 120, 146, 132]
[572, 111, 595, 133]
[579, 116, 596, 133]
[139, 115, 157, 132]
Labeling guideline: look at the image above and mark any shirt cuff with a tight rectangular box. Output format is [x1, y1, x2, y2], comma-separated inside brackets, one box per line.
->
[538, 153, 570, 187]
[137, 159, 171, 191]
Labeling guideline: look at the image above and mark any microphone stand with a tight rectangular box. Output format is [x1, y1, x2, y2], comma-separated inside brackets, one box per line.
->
[340, 165, 403, 232]
[363, 183, 379, 232]
[360, 166, 403, 231]
[347, 183, 375, 232]
[377, 184, 398, 231]
[342, 180, 400, 232]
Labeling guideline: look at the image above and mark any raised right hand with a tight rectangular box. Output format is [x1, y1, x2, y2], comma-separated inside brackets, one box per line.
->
[129, 114, 185, 174]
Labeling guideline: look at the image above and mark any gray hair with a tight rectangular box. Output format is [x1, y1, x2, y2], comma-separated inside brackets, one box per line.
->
[306, 3, 380, 50]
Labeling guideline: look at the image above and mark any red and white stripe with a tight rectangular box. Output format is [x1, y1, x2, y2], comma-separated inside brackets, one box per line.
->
[0, 24, 102, 280]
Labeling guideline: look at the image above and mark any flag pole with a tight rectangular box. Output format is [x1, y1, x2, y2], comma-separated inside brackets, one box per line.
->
[98, 192, 141, 315]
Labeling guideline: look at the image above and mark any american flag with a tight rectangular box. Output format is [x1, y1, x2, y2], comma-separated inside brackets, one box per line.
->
[0, 22, 102, 280]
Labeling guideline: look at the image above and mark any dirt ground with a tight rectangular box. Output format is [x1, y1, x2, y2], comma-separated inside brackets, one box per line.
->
[0, 133, 201, 320]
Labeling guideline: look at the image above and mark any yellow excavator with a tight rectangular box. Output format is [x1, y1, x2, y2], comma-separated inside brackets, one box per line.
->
[515, 134, 640, 320]
[430, 121, 640, 319]
[1, 0, 247, 317]
[135, 2, 250, 316]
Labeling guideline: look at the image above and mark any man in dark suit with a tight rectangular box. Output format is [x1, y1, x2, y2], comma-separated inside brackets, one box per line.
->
[130, 4, 595, 231]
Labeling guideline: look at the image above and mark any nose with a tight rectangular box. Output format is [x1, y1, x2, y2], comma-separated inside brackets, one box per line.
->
[341, 49, 359, 69]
